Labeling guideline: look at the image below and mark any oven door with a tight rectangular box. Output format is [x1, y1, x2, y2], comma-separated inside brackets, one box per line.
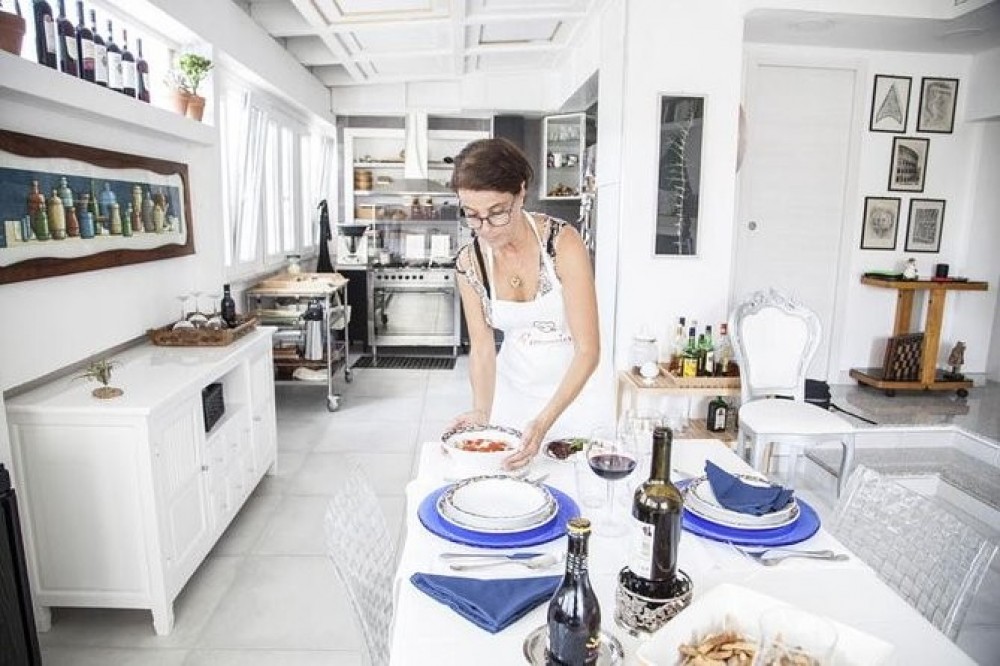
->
[371, 283, 459, 349]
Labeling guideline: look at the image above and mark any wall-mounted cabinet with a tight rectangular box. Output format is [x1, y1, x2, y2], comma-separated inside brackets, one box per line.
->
[541, 112, 586, 200]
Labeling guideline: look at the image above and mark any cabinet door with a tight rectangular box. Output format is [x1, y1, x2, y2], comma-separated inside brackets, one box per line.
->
[249, 345, 277, 474]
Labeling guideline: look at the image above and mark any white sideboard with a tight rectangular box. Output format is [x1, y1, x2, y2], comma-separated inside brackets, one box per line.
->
[5, 329, 278, 635]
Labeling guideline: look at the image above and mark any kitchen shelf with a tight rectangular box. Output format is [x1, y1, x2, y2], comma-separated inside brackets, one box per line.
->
[541, 112, 585, 201]
[354, 189, 455, 197]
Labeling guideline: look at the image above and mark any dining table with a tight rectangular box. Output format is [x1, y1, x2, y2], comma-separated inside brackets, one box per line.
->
[389, 438, 975, 665]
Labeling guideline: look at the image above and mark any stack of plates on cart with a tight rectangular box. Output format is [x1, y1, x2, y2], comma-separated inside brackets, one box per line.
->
[437, 476, 558, 534]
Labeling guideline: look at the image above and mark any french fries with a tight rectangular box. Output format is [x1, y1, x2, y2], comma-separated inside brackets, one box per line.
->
[677, 630, 756, 665]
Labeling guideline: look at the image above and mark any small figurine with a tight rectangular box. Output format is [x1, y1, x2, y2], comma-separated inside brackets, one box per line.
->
[945, 341, 966, 380]
[902, 258, 919, 280]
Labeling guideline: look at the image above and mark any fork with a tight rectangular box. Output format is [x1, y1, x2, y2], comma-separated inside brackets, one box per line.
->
[448, 553, 562, 571]
[737, 547, 850, 566]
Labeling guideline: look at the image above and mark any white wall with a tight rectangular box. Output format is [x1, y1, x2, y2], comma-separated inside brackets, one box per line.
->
[967, 47, 1000, 121]
[972, 121, 1000, 381]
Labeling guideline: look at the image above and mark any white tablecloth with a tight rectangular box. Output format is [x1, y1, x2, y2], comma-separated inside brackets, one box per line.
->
[389, 440, 973, 665]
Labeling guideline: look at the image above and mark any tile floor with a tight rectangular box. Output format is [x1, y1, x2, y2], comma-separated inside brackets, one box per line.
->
[35, 360, 1000, 665]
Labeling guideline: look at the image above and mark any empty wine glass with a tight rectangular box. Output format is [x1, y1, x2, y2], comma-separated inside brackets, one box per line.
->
[175, 294, 191, 322]
[619, 409, 665, 499]
[586, 425, 638, 537]
[190, 290, 204, 316]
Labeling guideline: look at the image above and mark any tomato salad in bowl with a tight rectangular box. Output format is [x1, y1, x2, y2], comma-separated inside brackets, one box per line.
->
[441, 424, 523, 474]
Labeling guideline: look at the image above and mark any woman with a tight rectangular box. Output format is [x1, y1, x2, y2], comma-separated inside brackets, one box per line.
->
[449, 138, 601, 470]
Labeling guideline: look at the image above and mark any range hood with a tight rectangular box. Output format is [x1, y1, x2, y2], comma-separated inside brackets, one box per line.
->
[395, 112, 451, 194]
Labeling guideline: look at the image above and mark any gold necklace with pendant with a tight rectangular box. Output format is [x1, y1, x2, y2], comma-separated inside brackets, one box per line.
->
[505, 211, 533, 289]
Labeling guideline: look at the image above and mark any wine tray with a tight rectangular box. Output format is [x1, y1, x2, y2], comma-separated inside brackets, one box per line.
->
[147, 316, 258, 347]
[660, 366, 740, 389]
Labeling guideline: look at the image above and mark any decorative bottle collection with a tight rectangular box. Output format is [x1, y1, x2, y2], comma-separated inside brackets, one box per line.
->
[669, 317, 738, 378]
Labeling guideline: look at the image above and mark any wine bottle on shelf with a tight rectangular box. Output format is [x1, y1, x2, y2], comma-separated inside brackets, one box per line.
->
[681, 327, 698, 378]
[120, 28, 136, 97]
[220, 285, 237, 327]
[74, 1, 94, 81]
[32, 0, 57, 68]
[667, 316, 686, 375]
[105, 19, 122, 92]
[546, 517, 600, 666]
[698, 325, 715, 377]
[620, 426, 684, 599]
[715, 322, 733, 377]
[707, 396, 730, 432]
[135, 37, 150, 103]
[55, 0, 78, 76]
[89, 8, 107, 86]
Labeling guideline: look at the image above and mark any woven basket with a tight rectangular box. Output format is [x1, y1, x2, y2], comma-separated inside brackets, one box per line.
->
[148, 316, 258, 347]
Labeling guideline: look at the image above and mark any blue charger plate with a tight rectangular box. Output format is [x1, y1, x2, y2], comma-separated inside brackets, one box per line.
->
[418, 484, 580, 548]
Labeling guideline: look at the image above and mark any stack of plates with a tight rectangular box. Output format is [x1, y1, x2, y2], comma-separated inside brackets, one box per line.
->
[437, 476, 557, 534]
[683, 475, 799, 531]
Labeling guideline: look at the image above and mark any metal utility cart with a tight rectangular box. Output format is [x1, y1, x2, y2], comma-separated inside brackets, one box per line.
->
[246, 273, 352, 411]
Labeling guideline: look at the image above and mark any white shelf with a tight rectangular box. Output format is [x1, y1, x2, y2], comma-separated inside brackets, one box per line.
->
[354, 189, 455, 197]
[353, 161, 405, 168]
[0, 51, 216, 146]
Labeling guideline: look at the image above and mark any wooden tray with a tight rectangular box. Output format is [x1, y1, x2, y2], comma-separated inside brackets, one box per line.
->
[148, 316, 258, 347]
[661, 366, 740, 389]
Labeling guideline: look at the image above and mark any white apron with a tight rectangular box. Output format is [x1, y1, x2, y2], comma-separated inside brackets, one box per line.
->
[486, 219, 601, 440]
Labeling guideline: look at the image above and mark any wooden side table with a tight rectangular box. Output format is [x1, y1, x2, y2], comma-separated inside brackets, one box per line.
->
[616, 368, 741, 420]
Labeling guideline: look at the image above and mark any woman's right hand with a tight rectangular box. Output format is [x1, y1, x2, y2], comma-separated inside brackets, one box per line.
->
[448, 408, 489, 431]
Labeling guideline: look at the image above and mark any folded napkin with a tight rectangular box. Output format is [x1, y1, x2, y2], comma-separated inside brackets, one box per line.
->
[704, 461, 794, 516]
[410, 573, 560, 633]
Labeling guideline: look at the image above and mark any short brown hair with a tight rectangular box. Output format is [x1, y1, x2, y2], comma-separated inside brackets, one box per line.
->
[450, 138, 533, 195]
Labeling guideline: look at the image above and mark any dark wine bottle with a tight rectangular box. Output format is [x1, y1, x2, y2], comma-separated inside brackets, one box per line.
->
[546, 517, 600, 666]
[32, 0, 57, 68]
[220, 284, 237, 327]
[706, 396, 729, 432]
[121, 28, 136, 97]
[74, 1, 94, 81]
[135, 37, 150, 103]
[89, 8, 106, 86]
[621, 426, 684, 599]
[55, 0, 77, 75]
[105, 18, 122, 92]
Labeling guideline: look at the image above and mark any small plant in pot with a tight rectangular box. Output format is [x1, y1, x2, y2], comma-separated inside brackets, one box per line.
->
[177, 53, 212, 122]
[164, 68, 191, 116]
[77, 359, 123, 399]
[0, 0, 27, 56]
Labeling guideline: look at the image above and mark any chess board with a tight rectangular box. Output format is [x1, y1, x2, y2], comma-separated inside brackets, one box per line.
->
[883, 333, 924, 381]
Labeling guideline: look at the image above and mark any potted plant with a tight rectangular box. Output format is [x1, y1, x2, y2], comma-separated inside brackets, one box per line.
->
[177, 53, 212, 122]
[163, 68, 191, 116]
[77, 359, 123, 399]
[0, 1, 26, 56]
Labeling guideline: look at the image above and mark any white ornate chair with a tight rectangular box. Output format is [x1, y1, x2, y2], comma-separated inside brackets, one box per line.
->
[829, 466, 998, 639]
[729, 289, 855, 495]
[324, 459, 395, 666]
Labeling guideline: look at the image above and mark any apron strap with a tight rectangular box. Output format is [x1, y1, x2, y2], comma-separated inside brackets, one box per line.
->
[473, 236, 491, 298]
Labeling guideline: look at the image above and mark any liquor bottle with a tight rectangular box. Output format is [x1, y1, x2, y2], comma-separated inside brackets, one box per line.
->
[681, 327, 698, 378]
[120, 28, 136, 97]
[32, 0, 57, 68]
[546, 517, 600, 666]
[698, 325, 714, 377]
[135, 37, 150, 102]
[667, 316, 686, 375]
[620, 426, 684, 599]
[74, 1, 94, 81]
[714, 322, 733, 377]
[105, 19, 122, 92]
[55, 0, 78, 75]
[90, 9, 107, 86]
[707, 396, 729, 432]
[220, 284, 237, 327]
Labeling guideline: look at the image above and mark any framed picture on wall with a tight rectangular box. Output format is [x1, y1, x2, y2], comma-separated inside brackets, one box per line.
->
[860, 196, 901, 250]
[905, 198, 945, 252]
[917, 77, 959, 133]
[869, 75, 911, 133]
[654, 94, 705, 257]
[888, 136, 929, 192]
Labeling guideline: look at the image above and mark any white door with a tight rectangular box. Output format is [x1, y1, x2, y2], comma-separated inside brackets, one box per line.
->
[734, 61, 858, 379]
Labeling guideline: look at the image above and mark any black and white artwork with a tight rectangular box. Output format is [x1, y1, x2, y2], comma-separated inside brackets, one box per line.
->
[655, 95, 704, 256]
[888, 137, 929, 192]
[860, 196, 901, 250]
[905, 198, 945, 252]
[917, 78, 959, 134]
[870, 75, 911, 133]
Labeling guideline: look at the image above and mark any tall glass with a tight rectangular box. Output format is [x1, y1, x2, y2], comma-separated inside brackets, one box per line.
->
[619, 409, 665, 501]
[586, 425, 637, 537]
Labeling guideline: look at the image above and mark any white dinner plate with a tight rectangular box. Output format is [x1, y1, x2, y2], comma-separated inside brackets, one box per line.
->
[437, 476, 557, 533]
[683, 474, 799, 530]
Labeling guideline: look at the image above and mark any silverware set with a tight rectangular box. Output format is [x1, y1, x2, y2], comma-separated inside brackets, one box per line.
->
[734, 546, 850, 566]
[439, 551, 562, 571]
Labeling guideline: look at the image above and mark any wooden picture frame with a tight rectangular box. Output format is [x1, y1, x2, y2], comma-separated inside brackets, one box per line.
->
[860, 196, 901, 250]
[905, 198, 946, 253]
[655, 94, 705, 257]
[0, 129, 194, 285]
[888, 136, 929, 192]
[917, 77, 959, 134]
[869, 75, 911, 133]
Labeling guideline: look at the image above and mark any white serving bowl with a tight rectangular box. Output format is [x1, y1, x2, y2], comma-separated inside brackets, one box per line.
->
[441, 424, 522, 475]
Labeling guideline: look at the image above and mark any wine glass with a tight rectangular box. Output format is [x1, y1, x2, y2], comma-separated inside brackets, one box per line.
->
[586, 425, 638, 537]
[619, 409, 665, 497]
[175, 294, 191, 322]
[190, 290, 205, 316]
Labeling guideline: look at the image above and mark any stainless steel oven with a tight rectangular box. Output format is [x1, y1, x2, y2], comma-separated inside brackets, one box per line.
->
[369, 265, 460, 359]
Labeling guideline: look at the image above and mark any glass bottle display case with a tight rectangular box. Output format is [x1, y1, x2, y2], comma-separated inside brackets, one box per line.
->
[541, 112, 586, 200]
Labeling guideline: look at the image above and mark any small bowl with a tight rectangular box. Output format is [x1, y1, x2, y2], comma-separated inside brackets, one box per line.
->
[441, 424, 522, 474]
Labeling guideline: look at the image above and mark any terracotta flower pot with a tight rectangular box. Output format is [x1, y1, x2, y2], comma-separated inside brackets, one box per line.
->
[185, 94, 206, 122]
[168, 88, 191, 116]
[92, 386, 123, 399]
[0, 11, 26, 55]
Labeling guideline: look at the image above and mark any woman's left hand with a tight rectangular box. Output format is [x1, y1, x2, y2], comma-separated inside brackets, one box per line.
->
[504, 418, 548, 470]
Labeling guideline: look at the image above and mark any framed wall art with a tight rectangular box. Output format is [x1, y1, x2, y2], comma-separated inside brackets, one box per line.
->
[917, 77, 959, 134]
[0, 130, 194, 285]
[655, 94, 705, 256]
[860, 196, 901, 250]
[888, 136, 929, 192]
[869, 74, 911, 133]
[905, 198, 945, 253]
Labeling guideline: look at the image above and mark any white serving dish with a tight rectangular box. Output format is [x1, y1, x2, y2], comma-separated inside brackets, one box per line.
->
[437, 475, 557, 533]
[441, 424, 522, 474]
[635, 584, 894, 666]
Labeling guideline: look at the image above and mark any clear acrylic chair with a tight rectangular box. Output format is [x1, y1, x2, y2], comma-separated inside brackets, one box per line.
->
[324, 460, 395, 666]
[729, 289, 855, 495]
[829, 466, 998, 640]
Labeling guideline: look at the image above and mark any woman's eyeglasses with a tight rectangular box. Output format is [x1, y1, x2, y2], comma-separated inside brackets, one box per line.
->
[459, 202, 515, 229]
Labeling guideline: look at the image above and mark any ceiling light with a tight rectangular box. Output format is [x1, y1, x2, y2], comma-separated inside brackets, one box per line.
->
[789, 19, 836, 33]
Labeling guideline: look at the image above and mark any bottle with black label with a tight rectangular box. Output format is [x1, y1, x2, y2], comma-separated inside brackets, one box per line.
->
[32, 0, 57, 68]
[74, 1, 94, 81]
[55, 0, 77, 75]
[120, 28, 136, 97]
[89, 8, 107, 86]
[104, 19, 122, 92]
[135, 37, 150, 102]
[220, 285, 237, 327]
[706, 396, 729, 432]
[546, 517, 600, 666]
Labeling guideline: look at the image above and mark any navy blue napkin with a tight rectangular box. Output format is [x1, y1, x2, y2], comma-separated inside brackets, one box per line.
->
[704, 461, 794, 516]
[410, 573, 560, 633]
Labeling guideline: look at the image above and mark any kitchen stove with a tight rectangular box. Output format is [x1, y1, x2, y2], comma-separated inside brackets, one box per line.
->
[369, 264, 460, 358]
[372, 266, 455, 290]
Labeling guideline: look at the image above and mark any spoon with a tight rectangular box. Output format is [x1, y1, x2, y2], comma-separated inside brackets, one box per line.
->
[439, 551, 545, 561]
[448, 553, 562, 571]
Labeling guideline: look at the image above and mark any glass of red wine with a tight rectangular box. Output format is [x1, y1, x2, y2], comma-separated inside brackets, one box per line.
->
[586, 425, 637, 537]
